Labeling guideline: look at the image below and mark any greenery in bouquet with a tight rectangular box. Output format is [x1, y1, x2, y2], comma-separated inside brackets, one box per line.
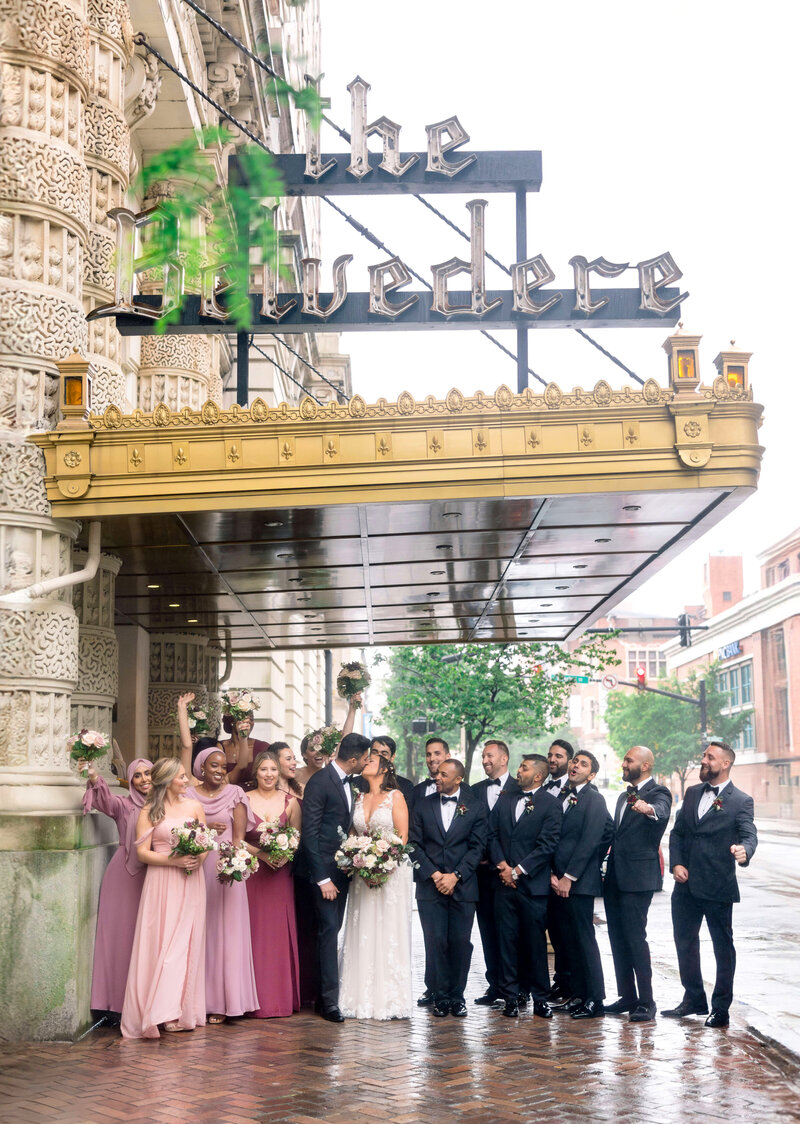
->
[334, 827, 414, 888]
[216, 841, 259, 885]
[67, 729, 109, 778]
[169, 818, 218, 875]
[305, 725, 342, 758]
[258, 821, 300, 865]
[221, 688, 262, 723]
[336, 661, 371, 709]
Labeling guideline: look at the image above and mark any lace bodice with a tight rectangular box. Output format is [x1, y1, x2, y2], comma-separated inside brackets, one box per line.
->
[352, 791, 396, 837]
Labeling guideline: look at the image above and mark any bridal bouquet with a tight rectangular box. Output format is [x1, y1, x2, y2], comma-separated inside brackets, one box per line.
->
[336, 661, 371, 709]
[169, 818, 218, 875]
[259, 821, 300, 865]
[171, 702, 211, 737]
[221, 688, 262, 722]
[67, 729, 109, 778]
[216, 841, 259, 885]
[305, 724, 342, 758]
[335, 827, 414, 889]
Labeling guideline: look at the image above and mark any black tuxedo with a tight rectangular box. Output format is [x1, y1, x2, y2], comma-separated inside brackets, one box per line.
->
[488, 787, 562, 1000]
[603, 778, 671, 1005]
[395, 773, 415, 810]
[472, 774, 520, 993]
[409, 788, 488, 1004]
[296, 763, 359, 1011]
[409, 776, 438, 817]
[668, 780, 757, 1012]
[550, 782, 613, 1002]
[543, 775, 570, 992]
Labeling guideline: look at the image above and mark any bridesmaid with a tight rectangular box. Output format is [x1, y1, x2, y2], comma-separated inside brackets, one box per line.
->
[272, 741, 304, 799]
[243, 750, 302, 1017]
[219, 709, 269, 788]
[80, 756, 152, 1016]
[295, 733, 326, 791]
[121, 758, 208, 1038]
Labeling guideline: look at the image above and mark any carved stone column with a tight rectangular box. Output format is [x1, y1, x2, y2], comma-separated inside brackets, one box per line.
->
[71, 551, 121, 780]
[147, 633, 217, 759]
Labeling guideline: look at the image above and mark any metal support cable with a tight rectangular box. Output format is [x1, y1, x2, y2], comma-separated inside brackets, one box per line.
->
[275, 336, 349, 402]
[249, 336, 325, 405]
[573, 327, 645, 386]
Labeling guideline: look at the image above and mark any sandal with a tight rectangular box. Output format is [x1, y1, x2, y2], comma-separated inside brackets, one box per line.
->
[208, 1014, 226, 1025]
[161, 1022, 185, 1033]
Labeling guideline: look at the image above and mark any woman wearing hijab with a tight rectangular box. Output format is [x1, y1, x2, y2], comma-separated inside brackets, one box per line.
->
[79, 755, 153, 1016]
[185, 744, 259, 1024]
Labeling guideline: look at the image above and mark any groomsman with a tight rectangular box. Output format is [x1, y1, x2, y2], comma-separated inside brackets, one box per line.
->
[663, 741, 757, 1028]
[543, 738, 574, 1001]
[604, 746, 672, 1022]
[550, 750, 613, 1019]
[488, 754, 562, 1018]
[410, 759, 488, 1018]
[410, 737, 450, 812]
[297, 732, 372, 1022]
[371, 735, 414, 807]
[471, 739, 519, 1006]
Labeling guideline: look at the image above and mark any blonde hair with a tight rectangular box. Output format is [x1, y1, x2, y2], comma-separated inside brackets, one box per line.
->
[146, 757, 183, 824]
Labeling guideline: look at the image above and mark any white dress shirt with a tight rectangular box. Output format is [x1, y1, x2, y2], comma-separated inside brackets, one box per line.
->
[544, 774, 568, 799]
[562, 779, 587, 813]
[617, 776, 656, 825]
[423, 777, 438, 798]
[440, 786, 462, 832]
[697, 777, 731, 819]
[514, 789, 537, 822]
[486, 771, 510, 811]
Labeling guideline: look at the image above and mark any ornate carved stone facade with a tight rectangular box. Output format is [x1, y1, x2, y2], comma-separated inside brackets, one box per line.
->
[147, 633, 219, 760]
[71, 551, 121, 781]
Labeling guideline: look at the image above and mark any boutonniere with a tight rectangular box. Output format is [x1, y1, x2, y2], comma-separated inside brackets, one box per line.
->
[567, 792, 579, 808]
[523, 796, 536, 814]
[456, 803, 468, 817]
[711, 795, 723, 813]
[626, 788, 639, 807]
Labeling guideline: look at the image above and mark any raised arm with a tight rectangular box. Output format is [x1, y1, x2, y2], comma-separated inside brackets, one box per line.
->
[341, 693, 362, 738]
[391, 789, 409, 844]
[176, 691, 197, 784]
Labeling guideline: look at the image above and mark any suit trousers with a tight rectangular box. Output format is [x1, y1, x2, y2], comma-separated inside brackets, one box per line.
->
[475, 865, 502, 991]
[495, 886, 550, 1001]
[555, 892, 605, 1002]
[311, 878, 349, 1012]
[418, 896, 476, 1003]
[547, 890, 573, 994]
[671, 882, 736, 1012]
[603, 876, 655, 1004]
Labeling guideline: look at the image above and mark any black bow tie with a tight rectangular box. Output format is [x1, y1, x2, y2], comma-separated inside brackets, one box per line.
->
[545, 779, 561, 789]
[342, 775, 353, 786]
[441, 795, 458, 804]
[703, 783, 720, 796]
[488, 778, 502, 786]
[626, 786, 639, 797]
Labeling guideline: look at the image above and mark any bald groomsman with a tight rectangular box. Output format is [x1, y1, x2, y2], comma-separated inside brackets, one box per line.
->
[603, 746, 672, 1022]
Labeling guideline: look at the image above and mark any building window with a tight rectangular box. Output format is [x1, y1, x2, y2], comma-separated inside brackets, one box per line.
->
[740, 662, 752, 705]
[723, 590, 732, 602]
[778, 559, 790, 581]
[771, 627, 787, 674]
[733, 712, 755, 753]
[728, 666, 741, 707]
[627, 648, 666, 679]
[718, 669, 728, 694]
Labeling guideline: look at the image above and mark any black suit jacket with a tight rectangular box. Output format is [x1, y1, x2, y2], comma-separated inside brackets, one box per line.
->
[296, 763, 358, 884]
[472, 774, 520, 861]
[606, 779, 672, 892]
[409, 787, 488, 903]
[395, 773, 415, 809]
[552, 782, 613, 897]
[488, 787, 562, 897]
[669, 781, 757, 903]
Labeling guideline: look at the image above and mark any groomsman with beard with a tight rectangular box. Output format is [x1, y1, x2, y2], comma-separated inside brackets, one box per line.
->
[296, 732, 372, 1022]
[410, 758, 488, 1018]
[488, 754, 562, 1018]
[662, 740, 757, 1028]
[542, 738, 574, 1002]
[603, 745, 672, 1022]
[550, 750, 613, 1019]
[411, 736, 453, 1008]
[471, 739, 519, 1007]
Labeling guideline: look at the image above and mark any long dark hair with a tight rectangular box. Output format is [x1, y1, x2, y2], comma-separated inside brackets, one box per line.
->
[271, 741, 303, 797]
[372, 753, 398, 793]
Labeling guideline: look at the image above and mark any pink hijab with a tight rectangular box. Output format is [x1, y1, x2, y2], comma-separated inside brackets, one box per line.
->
[192, 746, 244, 827]
[123, 758, 153, 875]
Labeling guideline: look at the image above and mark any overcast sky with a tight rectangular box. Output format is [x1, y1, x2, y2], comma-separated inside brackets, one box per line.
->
[319, 0, 797, 613]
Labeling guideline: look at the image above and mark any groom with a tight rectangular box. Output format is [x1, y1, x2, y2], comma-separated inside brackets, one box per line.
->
[410, 759, 488, 1017]
[297, 732, 371, 1022]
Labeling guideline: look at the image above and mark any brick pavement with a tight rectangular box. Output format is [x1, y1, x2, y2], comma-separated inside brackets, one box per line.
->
[2, 918, 798, 1124]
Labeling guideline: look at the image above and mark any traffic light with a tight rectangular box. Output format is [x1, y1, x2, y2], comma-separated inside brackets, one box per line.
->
[635, 666, 646, 690]
[678, 612, 692, 648]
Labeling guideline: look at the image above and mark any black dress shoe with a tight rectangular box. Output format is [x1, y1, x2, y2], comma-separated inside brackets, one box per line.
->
[571, 999, 604, 1019]
[432, 1001, 450, 1017]
[322, 1008, 345, 1023]
[532, 1001, 553, 1019]
[604, 998, 635, 1015]
[474, 989, 501, 1006]
[502, 1000, 519, 1018]
[661, 1000, 708, 1018]
[546, 984, 568, 1001]
[705, 1009, 730, 1028]
[450, 1000, 468, 1018]
[629, 1001, 656, 1023]
[551, 996, 583, 1013]
[417, 990, 435, 1007]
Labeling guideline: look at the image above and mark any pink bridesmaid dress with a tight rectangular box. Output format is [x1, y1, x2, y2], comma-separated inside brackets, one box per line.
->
[120, 807, 207, 1039]
[82, 758, 152, 1013]
[192, 782, 259, 1017]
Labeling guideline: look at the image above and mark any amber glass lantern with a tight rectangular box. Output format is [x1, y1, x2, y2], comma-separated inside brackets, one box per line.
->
[663, 328, 701, 393]
[713, 343, 751, 394]
[56, 353, 93, 428]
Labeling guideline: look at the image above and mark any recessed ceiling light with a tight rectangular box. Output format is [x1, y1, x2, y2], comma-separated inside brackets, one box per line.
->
[623, 504, 641, 512]
[303, 613, 317, 619]
[574, 564, 587, 569]
[276, 552, 293, 559]
[435, 543, 453, 550]
[528, 618, 539, 623]
[540, 602, 552, 607]
[187, 618, 198, 624]
[297, 595, 311, 602]
[264, 520, 283, 527]
[169, 602, 180, 608]
[518, 632, 528, 636]
[147, 583, 160, 589]
[555, 585, 569, 590]
[427, 591, 441, 598]
[288, 576, 304, 583]
[443, 511, 461, 519]
[595, 537, 611, 543]
[430, 569, 446, 576]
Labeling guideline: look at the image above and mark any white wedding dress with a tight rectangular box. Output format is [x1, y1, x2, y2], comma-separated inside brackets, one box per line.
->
[338, 790, 413, 1019]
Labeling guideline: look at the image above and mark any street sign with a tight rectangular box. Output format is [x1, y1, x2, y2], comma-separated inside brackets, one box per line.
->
[602, 674, 618, 689]
[563, 674, 590, 683]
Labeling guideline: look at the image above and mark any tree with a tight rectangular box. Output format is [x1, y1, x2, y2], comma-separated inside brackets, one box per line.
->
[377, 638, 619, 783]
[604, 662, 748, 796]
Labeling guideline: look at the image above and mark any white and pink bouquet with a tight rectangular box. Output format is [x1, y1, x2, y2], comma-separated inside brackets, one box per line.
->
[221, 688, 261, 723]
[336, 661, 371, 709]
[169, 818, 218, 875]
[305, 724, 342, 758]
[335, 827, 414, 889]
[68, 729, 109, 778]
[259, 821, 300, 865]
[216, 841, 259, 886]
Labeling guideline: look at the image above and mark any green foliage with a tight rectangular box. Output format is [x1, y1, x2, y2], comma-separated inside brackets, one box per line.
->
[604, 661, 748, 795]
[377, 639, 619, 783]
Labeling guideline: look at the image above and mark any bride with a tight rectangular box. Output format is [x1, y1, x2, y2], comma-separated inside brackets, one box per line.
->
[338, 751, 413, 1019]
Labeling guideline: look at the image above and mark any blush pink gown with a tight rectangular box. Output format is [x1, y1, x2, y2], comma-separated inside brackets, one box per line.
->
[192, 784, 259, 1017]
[120, 812, 207, 1039]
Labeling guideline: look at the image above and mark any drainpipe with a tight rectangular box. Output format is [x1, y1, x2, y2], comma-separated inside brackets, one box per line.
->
[324, 649, 333, 725]
[217, 628, 233, 689]
[0, 521, 102, 605]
